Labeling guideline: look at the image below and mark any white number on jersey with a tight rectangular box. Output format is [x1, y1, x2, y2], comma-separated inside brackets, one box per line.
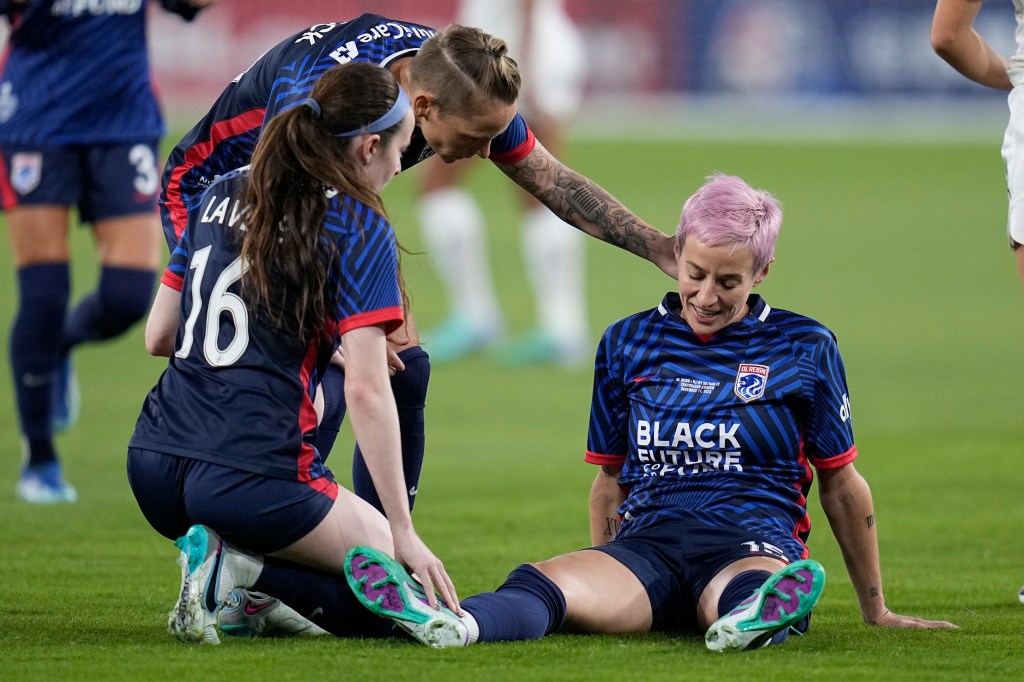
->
[175, 246, 251, 367]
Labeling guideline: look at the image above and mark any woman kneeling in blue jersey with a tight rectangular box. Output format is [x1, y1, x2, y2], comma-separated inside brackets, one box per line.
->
[345, 173, 957, 650]
[127, 61, 461, 645]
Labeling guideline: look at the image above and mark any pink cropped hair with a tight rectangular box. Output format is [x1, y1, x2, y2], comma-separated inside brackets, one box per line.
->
[675, 174, 782, 273]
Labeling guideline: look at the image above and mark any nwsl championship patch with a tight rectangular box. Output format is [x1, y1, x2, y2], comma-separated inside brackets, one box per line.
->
[734, 364, 769, 403]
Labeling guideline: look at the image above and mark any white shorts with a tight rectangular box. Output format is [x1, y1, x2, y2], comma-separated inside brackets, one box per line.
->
[1001, 83, 1024, 246]
[458, 0, 586, 120]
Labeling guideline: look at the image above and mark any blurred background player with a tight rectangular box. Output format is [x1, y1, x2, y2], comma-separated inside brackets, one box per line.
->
[130, 62, 460, 644]
[931, 0, 1024, 286]
[931, 0, 1024, 603]
[0, 0, 217, 504]
[419, 0, 591, 366]
[345, 174, 958, 650]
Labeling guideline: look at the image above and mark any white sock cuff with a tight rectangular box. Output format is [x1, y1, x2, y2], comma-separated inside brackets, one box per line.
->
[462, 610, 481, 644]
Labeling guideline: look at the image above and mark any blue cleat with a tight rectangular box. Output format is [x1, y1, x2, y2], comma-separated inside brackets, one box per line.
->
[16, 461, 77, 504]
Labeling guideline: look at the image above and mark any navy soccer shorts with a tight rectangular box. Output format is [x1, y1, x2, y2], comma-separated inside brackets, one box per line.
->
[0, 141, 160, 222]
[592, 512, 798, 633]
[127, 447, 336, 555]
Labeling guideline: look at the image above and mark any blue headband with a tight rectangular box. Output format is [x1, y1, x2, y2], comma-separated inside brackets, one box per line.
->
[333, 86, 411, 137]
[302, 98, 322, 119]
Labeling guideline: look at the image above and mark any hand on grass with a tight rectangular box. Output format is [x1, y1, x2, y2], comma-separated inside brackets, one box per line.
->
[869, 609, 958, 629]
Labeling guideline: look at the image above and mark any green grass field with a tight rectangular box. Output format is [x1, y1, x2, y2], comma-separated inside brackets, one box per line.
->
[1, 137, 1022, 680]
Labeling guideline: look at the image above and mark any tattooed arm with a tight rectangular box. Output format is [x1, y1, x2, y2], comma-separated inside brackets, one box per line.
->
[817, 463, 957, 629]
[495, 140, 678, 278]
[589, 465, 625, 546]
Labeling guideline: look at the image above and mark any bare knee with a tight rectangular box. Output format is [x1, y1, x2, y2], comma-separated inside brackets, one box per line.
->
[534, 551, 653, 634]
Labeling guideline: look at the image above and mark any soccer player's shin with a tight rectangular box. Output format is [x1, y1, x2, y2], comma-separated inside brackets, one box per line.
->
[63, 266, 154, 349]
[461, 564, 567, 642]
[352, 346, 429, 513]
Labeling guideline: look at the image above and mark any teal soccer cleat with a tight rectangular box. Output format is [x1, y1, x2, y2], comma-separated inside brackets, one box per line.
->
[344, 546, 469, 648]
[705, 559, 825, 652]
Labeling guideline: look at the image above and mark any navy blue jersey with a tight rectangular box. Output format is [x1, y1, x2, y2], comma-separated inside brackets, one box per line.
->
[160, 13, 536, 245]
[131, 168, 403, 485]
[586, 293, 857, 561]
[0, 0, 204, 145]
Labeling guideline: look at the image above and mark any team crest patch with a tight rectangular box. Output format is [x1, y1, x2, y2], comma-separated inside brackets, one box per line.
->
[734, 364, 769, 403]
[11, 152, 42, 196]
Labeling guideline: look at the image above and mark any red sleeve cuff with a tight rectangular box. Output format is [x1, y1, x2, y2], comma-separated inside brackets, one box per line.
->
[585, 450, 626, 466]
[336, 306, 404, 336]
[490, 127, 536, 165]
[161, 270, 184, 291]
[809, 444, 858, 470]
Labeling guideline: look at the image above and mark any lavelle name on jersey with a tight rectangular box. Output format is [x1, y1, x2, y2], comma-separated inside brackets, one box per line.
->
[51, 0, 142, 18]
[199, 195, 247, 229]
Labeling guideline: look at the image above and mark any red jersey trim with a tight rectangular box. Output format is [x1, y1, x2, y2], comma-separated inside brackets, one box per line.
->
[336, 306, 404, 336]
[791, 440, 815, 560]
[306, 476, 339, 500]
[808, 444, 859, 470]
[585, 450, 626, 466]
[161, 270, 184, 291]
[165, 108, 266, 240]
[490, 127, 536, 165]
[0, 146, 18, 211]
[295, 341, 322, 484]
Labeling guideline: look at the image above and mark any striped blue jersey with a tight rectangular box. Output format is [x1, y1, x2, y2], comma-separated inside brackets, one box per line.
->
[130, 168, 403, 485]
[0, 0, 205, 145]
[586, 293, 857, 560]
[160, 13, 536, 246]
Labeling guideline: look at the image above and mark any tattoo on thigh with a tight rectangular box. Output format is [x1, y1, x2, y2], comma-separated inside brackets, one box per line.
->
[866, 514, 875, 528]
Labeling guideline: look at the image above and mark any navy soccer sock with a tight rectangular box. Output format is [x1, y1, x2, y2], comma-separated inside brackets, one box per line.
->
[313, 364, 346, 462]
[252, 556, 395, 638]
[717, 570, 773, 618]
[63, 266, 155, 350]
[717, 569, 795, 645]
[462, 564, 567, 642]
[10, 264, 70, 462]
[352, 346, 429, 513]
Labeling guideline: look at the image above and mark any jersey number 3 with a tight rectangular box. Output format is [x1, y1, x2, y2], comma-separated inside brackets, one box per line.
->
[176, 245, 251, 367]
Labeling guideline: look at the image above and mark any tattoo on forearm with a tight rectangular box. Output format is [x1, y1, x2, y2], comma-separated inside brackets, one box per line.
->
[870, 587, 879, 598]
[604, 517, 620, 538]
[497, 153, 662, 260]
[866, 514, 875, 528]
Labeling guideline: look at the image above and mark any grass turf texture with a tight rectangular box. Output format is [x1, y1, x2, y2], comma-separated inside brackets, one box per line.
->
[1, 138, 1021, 680]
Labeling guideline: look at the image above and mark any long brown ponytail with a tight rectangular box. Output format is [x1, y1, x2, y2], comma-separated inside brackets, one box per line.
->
[240, 62, 405, 342]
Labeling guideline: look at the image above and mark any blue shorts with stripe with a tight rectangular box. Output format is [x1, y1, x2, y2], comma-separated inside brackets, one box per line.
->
[592, 511, 795, 633]
[127, 447, 336, 555]
[0, 141, 159, 222]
